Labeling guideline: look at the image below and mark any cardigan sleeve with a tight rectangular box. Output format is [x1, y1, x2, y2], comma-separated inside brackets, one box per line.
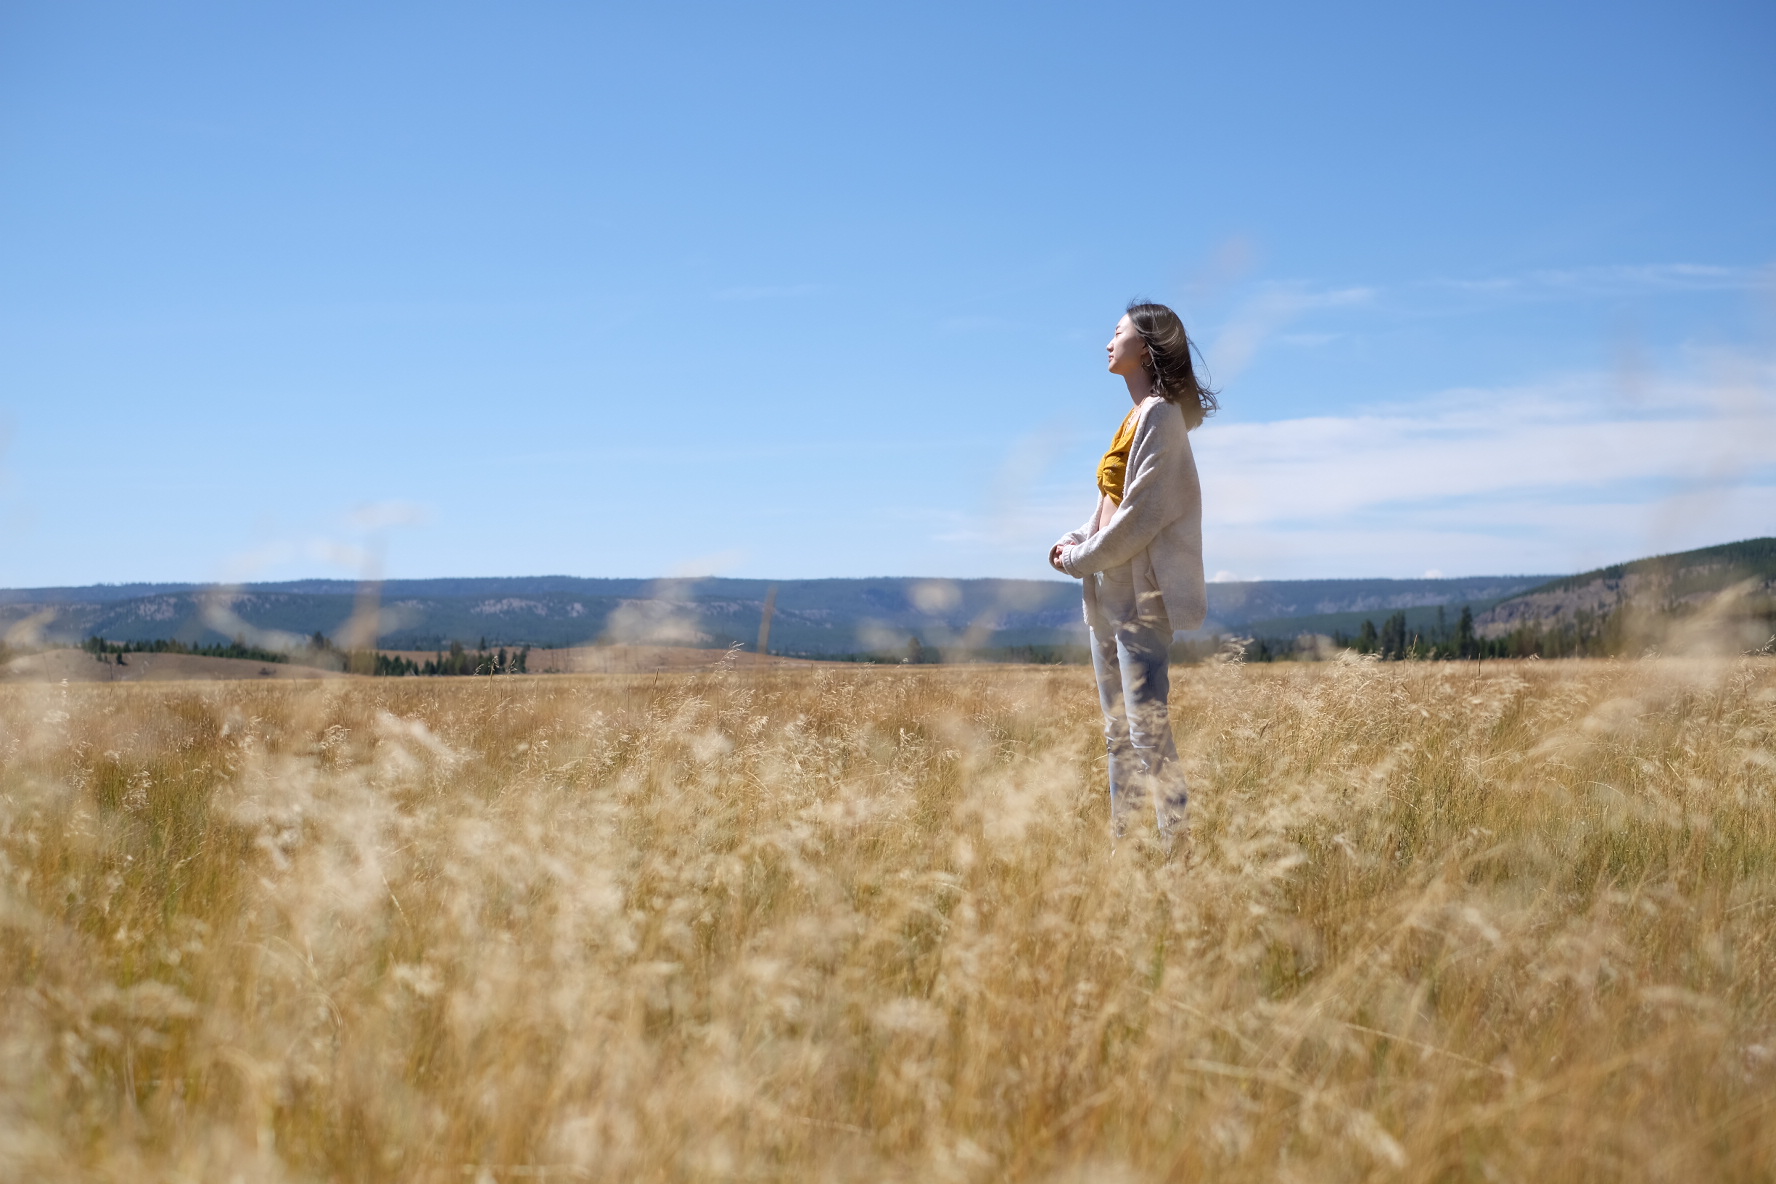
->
[1054, 503, 1097, 552]
[1060, 399, 1191, 578]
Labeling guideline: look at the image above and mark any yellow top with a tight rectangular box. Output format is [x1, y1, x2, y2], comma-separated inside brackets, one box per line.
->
[1095, 407, 1139, 504]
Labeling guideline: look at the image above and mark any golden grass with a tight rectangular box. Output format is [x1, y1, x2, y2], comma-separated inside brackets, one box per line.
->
[2, 656, 1773, 1181]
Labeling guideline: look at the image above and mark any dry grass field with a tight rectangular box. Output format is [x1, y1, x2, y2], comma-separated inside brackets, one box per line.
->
[0, 648, 350, 683]
[2, 655, 1773, 1182]
[385, 645, 822, 675]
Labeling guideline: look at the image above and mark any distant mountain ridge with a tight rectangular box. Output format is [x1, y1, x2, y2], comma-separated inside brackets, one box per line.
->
[7, 539, 1765, 659]
[0, 571, 1556, 656]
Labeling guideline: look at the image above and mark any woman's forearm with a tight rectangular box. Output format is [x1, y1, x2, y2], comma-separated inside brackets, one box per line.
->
[1063, 495, 1170, 576]
[1062, 411, 1195, 577]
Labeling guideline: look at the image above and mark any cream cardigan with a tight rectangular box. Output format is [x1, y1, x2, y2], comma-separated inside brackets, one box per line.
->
[1056, 394, 1207, 631]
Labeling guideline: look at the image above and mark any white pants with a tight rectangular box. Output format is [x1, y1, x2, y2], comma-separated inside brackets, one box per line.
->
[1087, 563, 1188, 839]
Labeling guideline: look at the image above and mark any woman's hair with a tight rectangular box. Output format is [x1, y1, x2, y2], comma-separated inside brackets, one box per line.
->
[1126, 299, 1219, 429]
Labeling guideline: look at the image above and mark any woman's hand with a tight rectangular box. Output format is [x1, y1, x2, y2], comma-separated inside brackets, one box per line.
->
[1049, 543, 1068, 573]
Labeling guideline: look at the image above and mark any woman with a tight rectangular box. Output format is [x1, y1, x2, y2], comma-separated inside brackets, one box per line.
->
[1050, 300, 1216, 847]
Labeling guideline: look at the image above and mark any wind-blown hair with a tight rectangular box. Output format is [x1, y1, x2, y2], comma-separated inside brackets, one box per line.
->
[1126, 299, 1218, 429]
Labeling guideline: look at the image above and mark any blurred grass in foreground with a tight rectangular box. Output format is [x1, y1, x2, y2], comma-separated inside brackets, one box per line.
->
[2, 656, 1773, 1181]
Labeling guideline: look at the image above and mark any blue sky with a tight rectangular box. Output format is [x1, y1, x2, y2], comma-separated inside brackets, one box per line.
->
[2, 0, 1772, 586]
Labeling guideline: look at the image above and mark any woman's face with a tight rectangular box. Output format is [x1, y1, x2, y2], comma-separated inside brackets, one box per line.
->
[1106, 314, 1148, 376]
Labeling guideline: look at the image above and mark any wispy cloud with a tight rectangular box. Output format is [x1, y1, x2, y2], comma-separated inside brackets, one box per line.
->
[713, 283, 823, 301]
[939, 314, 1022, 333]
[214, 502, 434, 584]
[936, 346, 1776, 581]
[1428, 262, 1775, 300]
[1192, 262, 1772, 379]
[1207, 282, 1374, 380]
[1197, 347, 1776, 576]
[347, 500, 429, 531]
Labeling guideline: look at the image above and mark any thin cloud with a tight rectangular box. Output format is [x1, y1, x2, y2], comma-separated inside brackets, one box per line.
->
[1207, 282, 1374, 380]
[940, 314, 1022, 333]
[1205, 374, 1774, 525]
[713, 283, 823, 301]
[947, 347, 1775, 580]
[1430, 263, 1774, 299]
[347, 500, 430, 531]
[1197, 347, 1776, 575]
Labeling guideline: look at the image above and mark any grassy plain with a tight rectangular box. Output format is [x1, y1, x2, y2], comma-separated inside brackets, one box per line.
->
[2, 656, 1773, 1181]
[0, 648, 349, 683]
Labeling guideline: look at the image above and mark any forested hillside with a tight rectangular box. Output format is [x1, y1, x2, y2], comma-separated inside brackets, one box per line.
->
[1472, 537, 1776, 655]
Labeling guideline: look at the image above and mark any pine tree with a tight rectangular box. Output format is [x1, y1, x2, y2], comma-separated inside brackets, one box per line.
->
[1379, 612, 1408, 660]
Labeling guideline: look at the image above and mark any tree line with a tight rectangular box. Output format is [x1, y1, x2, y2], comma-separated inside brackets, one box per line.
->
[307, 633, 530, 676]
[1338, 606, 1493, 660]
[75, 633, 531, 676]
[1249, 596, 1774, 662]
[409, 639, 531, 676]
[82, 635, 291, 665]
